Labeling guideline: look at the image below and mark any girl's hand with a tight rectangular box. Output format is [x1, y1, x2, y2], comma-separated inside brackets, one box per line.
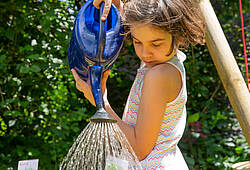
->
[71, 68, 111, 106]
[93, 0, 122, 21]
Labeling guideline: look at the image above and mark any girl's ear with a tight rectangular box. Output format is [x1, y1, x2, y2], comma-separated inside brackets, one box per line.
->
[175, 36, 186, 49]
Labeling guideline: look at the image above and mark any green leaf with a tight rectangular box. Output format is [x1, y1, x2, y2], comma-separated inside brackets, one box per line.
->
[47, 9, 55, 17]
[24, 45, 34, 51]
[19, 45, 33, 52]
[235, 147, 243, 154]
[0, 55, 7, 63]
[20, 101, 29, 107]
[6, 28, 15, 40]
[20, 65, 30, 73]
[16, 146, 24, 157]
[30, 65, 41, 72]
[27, 54, 40, 60]
[27, 54, 47, 61]
[188, 113, 200, 123]
[184, 156, 195, 167]
[4, 111, 22, 117]
[0, 117, 7, 136]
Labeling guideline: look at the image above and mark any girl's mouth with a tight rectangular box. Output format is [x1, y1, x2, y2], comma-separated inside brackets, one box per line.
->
[144, 61, 153, 64]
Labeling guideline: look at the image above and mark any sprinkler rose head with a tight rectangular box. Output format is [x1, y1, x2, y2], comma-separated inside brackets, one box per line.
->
[68, 0, 124, 81]
[89, 103, 117, 123]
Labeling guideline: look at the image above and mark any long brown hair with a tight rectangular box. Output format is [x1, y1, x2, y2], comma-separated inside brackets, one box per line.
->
[122, 0, 205, 48]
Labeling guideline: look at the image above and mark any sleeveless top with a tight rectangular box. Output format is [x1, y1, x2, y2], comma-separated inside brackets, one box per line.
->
[122, 50, 189, 169]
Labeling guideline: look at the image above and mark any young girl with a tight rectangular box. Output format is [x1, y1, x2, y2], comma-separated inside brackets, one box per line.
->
[72, 0, 205, 169]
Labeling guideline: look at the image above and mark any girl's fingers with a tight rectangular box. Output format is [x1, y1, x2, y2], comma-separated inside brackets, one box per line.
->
[71, 69, 88, 88]
[76, 82, 83, 92]
[72, 68, 110, 85]
[93, 0, 103, 8]
[93, 0, 112, 21]
[71, 69, 80, 83]
[101, 69, 111, 93]
[72, 68, 110, 101]
[71, 69, 96, 106]
[103, 69, 111, 81]
[102, 69, 111, 87]
[101, 0, 112, 21]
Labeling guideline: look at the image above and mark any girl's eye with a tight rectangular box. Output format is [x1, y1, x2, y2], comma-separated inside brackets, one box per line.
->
[133, 39, 141, 45]
[134, 41, 141, 45]
[152, 43, 161, 47]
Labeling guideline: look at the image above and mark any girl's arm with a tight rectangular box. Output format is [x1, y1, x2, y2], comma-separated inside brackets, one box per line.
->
[105, 63, 182, 161]
[71, 63, 182, 161]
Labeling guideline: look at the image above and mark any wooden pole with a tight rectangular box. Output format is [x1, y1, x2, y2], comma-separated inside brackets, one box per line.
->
[198, 0, 250, 146]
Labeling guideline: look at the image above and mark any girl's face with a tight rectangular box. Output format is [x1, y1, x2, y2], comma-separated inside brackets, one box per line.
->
[131, 24, 175, 68]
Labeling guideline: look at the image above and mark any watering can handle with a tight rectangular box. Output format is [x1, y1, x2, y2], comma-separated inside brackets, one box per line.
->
[96, 2, 106, 65]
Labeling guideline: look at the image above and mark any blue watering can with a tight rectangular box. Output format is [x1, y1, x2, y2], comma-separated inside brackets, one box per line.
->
[68, 0, 124, 122]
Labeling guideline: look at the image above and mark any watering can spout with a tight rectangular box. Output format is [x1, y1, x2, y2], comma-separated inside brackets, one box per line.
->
[88, 65, 117, 123]
[90, 103, 117, 123]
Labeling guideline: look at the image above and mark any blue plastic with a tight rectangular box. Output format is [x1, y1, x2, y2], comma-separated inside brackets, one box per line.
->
[89, 65, 103, 105]
[68, 0, 124, 81]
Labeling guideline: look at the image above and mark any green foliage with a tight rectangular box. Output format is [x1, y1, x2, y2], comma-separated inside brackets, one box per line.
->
[178, 1, 250, 169]
[0, 0, 249, 169]
[0, 0, 94, 169]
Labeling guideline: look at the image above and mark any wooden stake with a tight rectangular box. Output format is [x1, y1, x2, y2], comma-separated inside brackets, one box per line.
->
[198, 0, 250, 146]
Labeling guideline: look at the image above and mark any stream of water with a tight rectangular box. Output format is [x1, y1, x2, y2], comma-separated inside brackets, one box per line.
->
[59, 122, 142, 170]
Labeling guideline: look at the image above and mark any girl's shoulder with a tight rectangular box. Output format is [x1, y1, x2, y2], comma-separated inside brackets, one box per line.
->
[145, 62, 181, 82]
[144, 63, 182, 102]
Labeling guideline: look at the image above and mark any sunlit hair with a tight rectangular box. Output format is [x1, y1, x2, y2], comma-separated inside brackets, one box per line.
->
[122, 0, 206, 48]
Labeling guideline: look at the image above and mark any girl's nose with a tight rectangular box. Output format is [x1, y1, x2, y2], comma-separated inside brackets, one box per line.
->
[141, 46, 152, 60]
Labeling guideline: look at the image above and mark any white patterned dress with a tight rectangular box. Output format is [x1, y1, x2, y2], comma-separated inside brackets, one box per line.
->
[122, 50, 189, 169]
